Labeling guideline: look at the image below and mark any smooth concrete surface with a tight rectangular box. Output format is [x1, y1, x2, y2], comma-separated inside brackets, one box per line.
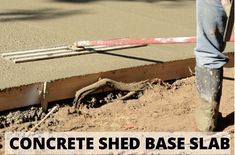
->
[0, 0, 233, 89]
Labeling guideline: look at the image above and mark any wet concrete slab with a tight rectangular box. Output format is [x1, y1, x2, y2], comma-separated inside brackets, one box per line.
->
[0, 0, 233, 89]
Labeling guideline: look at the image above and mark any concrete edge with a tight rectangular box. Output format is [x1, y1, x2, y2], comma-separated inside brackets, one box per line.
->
[0, 52, 233, 112]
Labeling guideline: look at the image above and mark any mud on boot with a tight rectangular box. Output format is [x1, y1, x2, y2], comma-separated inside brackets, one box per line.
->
[194, 66, 223, 132]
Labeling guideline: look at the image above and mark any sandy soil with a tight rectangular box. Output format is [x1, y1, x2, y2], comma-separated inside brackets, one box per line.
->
[0, 67, 233, 154]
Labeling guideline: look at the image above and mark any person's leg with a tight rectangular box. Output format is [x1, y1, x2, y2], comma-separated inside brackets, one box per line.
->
[195, 0, 228, 68]
[194, 0, 228, 131]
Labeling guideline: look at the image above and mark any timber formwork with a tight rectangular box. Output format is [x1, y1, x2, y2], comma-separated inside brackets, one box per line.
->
[0, 52, 234, 112]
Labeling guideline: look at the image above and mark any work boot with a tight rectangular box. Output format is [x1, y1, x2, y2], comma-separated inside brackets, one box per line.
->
[194, 66, 223, 132]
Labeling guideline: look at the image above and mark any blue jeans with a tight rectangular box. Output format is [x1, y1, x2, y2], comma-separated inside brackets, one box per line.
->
[195, 0, 229, 69]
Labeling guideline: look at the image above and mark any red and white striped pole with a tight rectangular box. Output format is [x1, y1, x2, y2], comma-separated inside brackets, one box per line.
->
[74, 35, 234, 47]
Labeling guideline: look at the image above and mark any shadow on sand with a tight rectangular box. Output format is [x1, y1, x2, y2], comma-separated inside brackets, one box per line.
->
[217, 111, 234, 131]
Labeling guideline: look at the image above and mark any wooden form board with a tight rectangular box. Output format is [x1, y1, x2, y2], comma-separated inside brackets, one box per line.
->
[0, 52, 234, 112]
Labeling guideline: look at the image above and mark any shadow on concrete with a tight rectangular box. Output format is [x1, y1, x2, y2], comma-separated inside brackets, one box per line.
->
[73, 47, 163, 63]
[98, 52, 163, 63]
[85, 45, 163, 63]
[80, 45, 164, 63]
[0, 8, 88, 22]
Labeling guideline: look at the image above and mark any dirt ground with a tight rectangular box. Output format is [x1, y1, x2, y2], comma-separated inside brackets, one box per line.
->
[0, 67, 234, 154]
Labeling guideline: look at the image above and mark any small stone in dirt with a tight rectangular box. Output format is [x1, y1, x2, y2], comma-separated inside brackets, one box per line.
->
[89, 97, 97, 107]
[67, 108, 82, 115]
[137, 92, 143, 98]
[46, 119, 59, 127]
[15, 118, 23, 124]
[25, 122, 34, 130]
[104, 93, 115, 102]
[116, 93, 123, 98]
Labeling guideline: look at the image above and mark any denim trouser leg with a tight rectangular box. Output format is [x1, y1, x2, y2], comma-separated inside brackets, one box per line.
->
[195, 0, 229, 69]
